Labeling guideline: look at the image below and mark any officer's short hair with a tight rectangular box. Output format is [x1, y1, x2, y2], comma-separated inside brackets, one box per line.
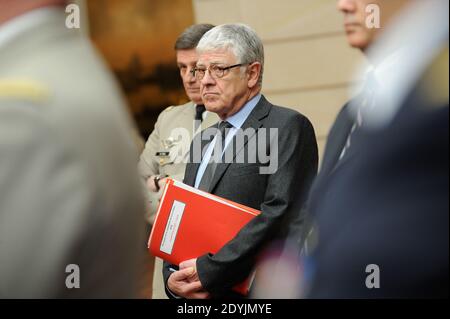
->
[174, 24, 215, 50]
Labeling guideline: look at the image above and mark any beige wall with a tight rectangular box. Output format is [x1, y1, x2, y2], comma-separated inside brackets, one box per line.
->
[193, 0, 367, 162]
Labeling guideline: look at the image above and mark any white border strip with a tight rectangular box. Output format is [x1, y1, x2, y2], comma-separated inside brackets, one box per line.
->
[172, 180, 259, 216]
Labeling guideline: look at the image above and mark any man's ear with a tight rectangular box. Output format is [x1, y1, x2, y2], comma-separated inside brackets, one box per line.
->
[247, 62, 261, 88]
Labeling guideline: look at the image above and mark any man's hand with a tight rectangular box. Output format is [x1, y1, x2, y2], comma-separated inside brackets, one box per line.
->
[179, 258, 201, 282]
[167, 267, 209, 299]
[145, 175, 169, 193]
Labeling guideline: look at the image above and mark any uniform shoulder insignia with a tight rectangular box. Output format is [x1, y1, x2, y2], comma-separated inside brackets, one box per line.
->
[0, 79, 50, 103]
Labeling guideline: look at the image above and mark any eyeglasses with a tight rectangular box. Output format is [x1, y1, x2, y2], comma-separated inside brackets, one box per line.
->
[192, 63, 247, 80]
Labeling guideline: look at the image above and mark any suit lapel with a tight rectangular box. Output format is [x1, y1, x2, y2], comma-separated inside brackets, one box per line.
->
[207, 95, 271, 193]
[329, 141, 357, 175]
[183, 163, 197, 186]
[319, 103, 354, 176]
[327, 97, 366, 176]
[309, 102, 355, 198]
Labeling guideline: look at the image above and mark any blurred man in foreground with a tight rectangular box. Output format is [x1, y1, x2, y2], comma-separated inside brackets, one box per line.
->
[253, 0, 448, 299]
[0, 0, 145, 298]
[306, 0, 449, 298]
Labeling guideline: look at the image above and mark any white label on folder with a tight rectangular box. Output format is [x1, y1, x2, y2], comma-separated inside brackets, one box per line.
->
[160, 200, 186, 255]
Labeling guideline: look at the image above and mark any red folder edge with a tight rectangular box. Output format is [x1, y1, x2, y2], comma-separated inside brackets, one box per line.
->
[147, 179, 260, 295]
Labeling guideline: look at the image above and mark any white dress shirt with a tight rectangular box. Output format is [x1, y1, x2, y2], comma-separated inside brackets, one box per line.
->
[194, 94, 262, 188]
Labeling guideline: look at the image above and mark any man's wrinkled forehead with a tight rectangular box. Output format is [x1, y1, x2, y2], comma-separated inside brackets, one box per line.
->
[197, 48, 237, 66]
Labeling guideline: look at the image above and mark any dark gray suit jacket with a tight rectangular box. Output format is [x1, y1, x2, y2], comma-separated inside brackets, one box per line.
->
[306, 101, 355, 220]
[289, 101, 355, 249]
[163, 95, 318, 297]
[307, 48, 449, 297]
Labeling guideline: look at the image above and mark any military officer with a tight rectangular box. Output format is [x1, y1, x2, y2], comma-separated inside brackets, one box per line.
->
[138, 24, 218, 298]
[0, 0, 145, 298]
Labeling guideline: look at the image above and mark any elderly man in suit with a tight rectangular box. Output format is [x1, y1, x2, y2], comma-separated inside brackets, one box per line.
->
[138, 24, 219, 299]
[0, 0, 146, 298]
[163, 23, 318, 299]
[305, 0, 449, 298]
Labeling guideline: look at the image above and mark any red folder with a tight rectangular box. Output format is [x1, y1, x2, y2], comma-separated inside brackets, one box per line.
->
[148, 179, 260, 295]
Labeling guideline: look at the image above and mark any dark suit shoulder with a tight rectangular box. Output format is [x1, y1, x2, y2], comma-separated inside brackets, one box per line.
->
[268, 103, 302, 118]
[332, 102, 352, 126]
[265, 103, 313, 129]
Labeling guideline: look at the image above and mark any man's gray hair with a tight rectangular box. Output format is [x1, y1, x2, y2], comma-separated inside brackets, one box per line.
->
[197, 23, 264, 86]
[175, 24, 216, 50]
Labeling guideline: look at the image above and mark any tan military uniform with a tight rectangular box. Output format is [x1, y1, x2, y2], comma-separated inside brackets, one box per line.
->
[139, 101, 219, 222]
[138, 101, 218, 298]
[0, 8, 145, 298]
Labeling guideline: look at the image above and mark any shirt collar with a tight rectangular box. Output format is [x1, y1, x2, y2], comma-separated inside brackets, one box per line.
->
[225, 93, 261, 129]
